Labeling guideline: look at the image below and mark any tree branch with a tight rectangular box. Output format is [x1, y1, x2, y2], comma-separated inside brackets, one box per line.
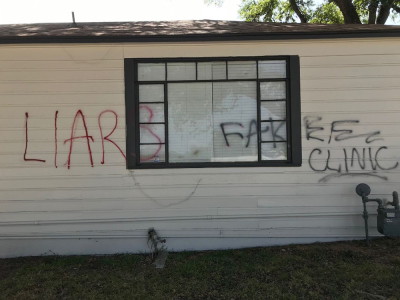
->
[368, 0, 379, 24]
[333, 0, 362, 23]
[376, 0, 395, 24]
[289, 0, 308, 23]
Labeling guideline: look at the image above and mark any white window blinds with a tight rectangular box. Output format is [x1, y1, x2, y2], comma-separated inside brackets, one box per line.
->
[212, 81, 258, 162]
[168, 83, 213, 162]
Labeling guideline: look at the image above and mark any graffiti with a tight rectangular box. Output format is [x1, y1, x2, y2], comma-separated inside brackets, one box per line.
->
[98, 110, 126, 164]
[24, 112, 46, 163]
[139, 105, 162, 162]
[26, 109, 396, 178]
[64, 110, 94, 169]
[270, 121, 286, 144]
[55, 111, 58, 168]
[304, 116, 324, 142]
[24, 109, 126, 168]
[220, 122, 244, 147]
[246, 120, 258, 147]
[220, 118, 285, 148]
[305, 116, 399, 182]
[327, 120, 383, 144]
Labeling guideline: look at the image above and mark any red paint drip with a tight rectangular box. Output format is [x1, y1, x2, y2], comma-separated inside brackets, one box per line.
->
[98, 110, 126, 164]
[24, 112, 46, 163]
[55, 111, 58, 168]
[139, 105, 162, 162]
[64, 110, 94, 169]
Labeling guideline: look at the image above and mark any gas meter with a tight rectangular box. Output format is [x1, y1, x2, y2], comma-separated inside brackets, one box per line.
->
[355, 183, 400, 246]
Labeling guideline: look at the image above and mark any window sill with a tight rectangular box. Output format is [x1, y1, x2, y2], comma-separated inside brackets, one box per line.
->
[127, 161, 302, 169]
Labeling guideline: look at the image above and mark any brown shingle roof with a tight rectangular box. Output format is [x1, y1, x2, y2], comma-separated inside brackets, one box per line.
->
[0, 20, 399, 44]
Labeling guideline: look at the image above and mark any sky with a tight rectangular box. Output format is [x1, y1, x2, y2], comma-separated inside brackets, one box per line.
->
[0, 0, 243, 24]
[1, 0, 397, 25]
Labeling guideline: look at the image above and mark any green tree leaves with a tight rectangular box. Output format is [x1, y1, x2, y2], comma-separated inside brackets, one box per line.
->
[209, 0, 400, 24]
[310, 2, 345, 23]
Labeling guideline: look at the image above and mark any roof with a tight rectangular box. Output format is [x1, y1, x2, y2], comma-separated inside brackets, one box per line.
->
[0, 20, 400, 44]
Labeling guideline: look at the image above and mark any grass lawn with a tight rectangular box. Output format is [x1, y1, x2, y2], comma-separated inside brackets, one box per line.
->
[1, 238, 400, 300]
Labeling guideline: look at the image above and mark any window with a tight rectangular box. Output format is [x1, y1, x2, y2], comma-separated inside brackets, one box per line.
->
[125, 56, 301, 169]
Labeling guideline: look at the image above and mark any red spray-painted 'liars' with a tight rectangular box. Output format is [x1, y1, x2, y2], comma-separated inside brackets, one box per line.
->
[98, 110, 126, 165]
[24, 112, 46, 163]
[24, 110, 127, 168]
[64, 110, 94, 169]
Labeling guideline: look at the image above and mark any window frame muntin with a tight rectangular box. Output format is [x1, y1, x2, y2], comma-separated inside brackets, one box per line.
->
[125, 55, 301, 169]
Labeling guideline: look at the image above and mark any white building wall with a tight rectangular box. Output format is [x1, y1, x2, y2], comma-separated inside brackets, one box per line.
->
[0, 38, 399, 257]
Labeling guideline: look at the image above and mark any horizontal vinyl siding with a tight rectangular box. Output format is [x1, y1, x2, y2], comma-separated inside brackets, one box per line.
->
[1, 38, 400, 257]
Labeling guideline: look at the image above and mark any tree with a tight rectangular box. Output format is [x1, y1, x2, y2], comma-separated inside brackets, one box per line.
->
[206, 0, 400, 24]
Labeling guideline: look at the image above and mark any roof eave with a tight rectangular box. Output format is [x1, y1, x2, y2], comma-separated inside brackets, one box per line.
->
[1, 30, 400, 44]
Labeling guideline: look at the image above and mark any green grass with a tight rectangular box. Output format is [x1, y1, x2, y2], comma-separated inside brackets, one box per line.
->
[1, 238, 400, 299]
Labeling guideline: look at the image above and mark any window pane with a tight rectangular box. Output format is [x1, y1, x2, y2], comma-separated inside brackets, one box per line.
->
[261, 121, 287, 142]
[167, 62, 196, 81]
[261, 142, 287, 160]
[140, 144, 165, 163]
[140, 124, 165, 143]
[212, 81, 258, 162]
[197, 62, 226, 80]
[261, 101, 286, 121]
[139, 84, 164, 103]
[168, 83, 213, 162]
[138, 63, 165, 81]
[260, 82, 286, 100]
[258, 60, 286, 78]
[139, 104, 164, 123]
[227, 61, 257, 79]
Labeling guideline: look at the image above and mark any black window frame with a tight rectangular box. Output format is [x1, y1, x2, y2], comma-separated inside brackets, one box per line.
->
[125, 56, 301, 169]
